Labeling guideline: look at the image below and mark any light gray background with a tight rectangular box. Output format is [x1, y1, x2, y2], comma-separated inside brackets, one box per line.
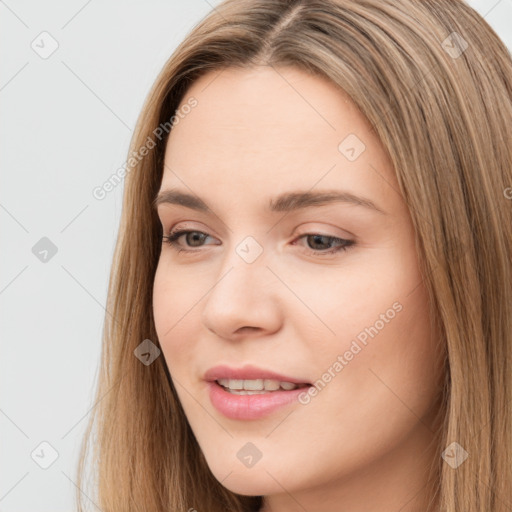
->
[1, 1, 510, 510]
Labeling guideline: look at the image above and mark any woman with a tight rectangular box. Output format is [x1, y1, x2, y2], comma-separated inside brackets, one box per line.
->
[77, 1, 512, 511]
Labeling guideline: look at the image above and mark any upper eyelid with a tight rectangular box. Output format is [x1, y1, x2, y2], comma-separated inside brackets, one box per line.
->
[165, 217, 355, 234]
[156, 209, 358, 235]
[160, 214, 358, 243]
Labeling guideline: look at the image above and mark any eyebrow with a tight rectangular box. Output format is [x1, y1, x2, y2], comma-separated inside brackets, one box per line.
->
[153, 188, 386, 215]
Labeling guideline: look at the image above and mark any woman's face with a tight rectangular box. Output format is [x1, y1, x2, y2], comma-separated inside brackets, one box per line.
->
[153, 66, 443, 508]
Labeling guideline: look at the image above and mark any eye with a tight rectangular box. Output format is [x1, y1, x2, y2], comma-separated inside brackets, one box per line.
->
[162, 229, 218, 253]
[293, 233, 355, 256]
[162, 229, 355, 256]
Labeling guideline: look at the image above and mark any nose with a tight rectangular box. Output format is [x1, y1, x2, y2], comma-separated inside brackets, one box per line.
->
[200, 246, 283, 341]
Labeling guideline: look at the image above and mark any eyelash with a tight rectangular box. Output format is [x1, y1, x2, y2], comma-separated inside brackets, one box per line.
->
[161, 229, 355, 257]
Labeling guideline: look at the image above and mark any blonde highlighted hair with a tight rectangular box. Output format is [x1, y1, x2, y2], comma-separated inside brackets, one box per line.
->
[77, 1, 512, 510]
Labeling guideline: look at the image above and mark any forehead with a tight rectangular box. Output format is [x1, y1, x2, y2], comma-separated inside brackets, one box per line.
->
[166, 66, 370, 159]
[161, 66, 401, 215]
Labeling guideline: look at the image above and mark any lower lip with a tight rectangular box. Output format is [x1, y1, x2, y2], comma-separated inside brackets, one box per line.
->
[207, 381, 309, 420]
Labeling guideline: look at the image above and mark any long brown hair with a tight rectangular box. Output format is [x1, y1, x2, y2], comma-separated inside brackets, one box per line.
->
[77, 1, 512, 510]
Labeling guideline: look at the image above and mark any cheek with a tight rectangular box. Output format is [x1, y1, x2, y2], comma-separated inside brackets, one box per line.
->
[152, 258, 203, 333]
[308, 269, 442, 447]
[153, 264, 174, 346]
[285, 245, 442, 435]
[254, 278, 442, 490]
[152, 261, 199, 369]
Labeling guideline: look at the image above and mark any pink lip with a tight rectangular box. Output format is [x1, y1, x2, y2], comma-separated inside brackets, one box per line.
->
[203, 364, 311, 385]
[204, 364, 311, 420]
[207, 381, 309, 420]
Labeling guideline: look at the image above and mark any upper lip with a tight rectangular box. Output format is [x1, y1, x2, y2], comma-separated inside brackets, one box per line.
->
[204, 364, 312, 385]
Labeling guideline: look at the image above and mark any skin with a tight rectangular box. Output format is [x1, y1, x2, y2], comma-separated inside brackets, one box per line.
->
[153, 66, 444, 512]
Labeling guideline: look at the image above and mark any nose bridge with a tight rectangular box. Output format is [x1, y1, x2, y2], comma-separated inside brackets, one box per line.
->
[200, 235, 282, 338]
[214, 232, 270, 291]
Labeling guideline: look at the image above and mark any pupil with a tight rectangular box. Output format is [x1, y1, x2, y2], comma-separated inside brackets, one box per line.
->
[187, 232, 206, 247]
[309, 234, 330, 250]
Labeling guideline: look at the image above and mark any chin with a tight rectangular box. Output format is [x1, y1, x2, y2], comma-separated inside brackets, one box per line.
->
[219, 477, 271, 496]
[211, 466, 282, 496]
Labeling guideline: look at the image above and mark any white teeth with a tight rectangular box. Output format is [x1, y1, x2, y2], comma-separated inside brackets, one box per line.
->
[243, 379, 263, 390]
[263, 379, 281, 391]
[229, 379, 244, 390]
[216, 378, 302, 392]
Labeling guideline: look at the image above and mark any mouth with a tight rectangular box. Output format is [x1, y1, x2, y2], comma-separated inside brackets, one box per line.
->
[203, 365, 313, 420]
[215, 378, 311, 395]
[207, 378, 313, 420]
